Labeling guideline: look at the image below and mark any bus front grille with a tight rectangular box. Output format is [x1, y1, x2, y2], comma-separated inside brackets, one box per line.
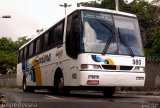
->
[102, 65, 133, 71]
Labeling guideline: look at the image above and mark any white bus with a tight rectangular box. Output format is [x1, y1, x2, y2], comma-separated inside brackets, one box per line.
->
[17, 7, 145, 97]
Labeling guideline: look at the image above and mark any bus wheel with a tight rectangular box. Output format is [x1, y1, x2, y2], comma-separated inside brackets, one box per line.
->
[22, 78, 29, 92]
[22, 77, 34, 92]
[58, 77, 64, 95]
[102, 87, 116, 98]
[54, 76, 70, 95]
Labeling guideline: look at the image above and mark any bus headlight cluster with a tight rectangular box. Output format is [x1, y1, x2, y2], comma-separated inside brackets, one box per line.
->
[134, 67, 145, 72]
[81, 64, 102, 70]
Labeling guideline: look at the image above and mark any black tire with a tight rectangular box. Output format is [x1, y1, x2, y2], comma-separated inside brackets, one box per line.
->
[54, 76, 70, 95]
[102, 87, 116, 98]
[22, 77, 34, 93]
[22, 77, 29, 92]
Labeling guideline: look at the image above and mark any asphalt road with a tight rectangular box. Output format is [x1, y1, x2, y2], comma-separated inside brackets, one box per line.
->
[0, 88, 160, 108]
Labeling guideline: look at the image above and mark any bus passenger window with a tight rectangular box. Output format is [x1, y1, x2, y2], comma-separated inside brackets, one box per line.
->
[44, 33, 49, 49]
[53, 20, 64, 46]
[29, 42, 34, 57]
[66, 11, 80, 59]
[18, 50, 23, 62]
[35, 39, 40, 53]
[48, 31, 52, 47]
[40, 35, 44, 50]
[23, 47, 28, 59]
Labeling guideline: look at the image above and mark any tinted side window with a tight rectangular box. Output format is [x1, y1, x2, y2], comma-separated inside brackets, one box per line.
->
[41, 35, 44, 50]
[53, 20, 64, 46]
[44, 33, 49, 49]
[48, 31, 52, 47]
[18, 49, 23, 62]
[29, 42, 34, 57]
[66, 11, 80, 59]
[23, 47, 28, 59]
[35, 38, 40, 53]
[66, 15, 72, 56]
[50, 29, 54, 46]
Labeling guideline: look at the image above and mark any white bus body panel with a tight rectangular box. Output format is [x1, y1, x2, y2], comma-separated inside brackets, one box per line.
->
[17, 52, 145, 87]
[17, 44, 66, 86]
[80, 71, 145, 86]
[17, 63, 23, 86]
[78, 53, 145, 87]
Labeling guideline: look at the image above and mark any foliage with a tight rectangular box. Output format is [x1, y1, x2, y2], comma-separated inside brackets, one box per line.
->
[36, 28, 44, 34]
[101, 0, 128, 10]
[151, 26, 160, 56]
[0, 36, 30, 74]
[77, 0, 101, 7]
[15, 36, 31, 48]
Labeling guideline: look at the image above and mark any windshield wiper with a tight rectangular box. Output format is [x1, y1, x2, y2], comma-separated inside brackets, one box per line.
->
[117, 28, 135, 57]
[95, 19, 115, 55]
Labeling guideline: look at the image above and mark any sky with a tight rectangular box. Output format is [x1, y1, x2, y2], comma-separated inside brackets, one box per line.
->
[0, 0, 135, 41]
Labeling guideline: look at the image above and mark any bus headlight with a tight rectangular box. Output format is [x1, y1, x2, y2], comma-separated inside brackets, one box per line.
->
[81, 64, 102, 70]
[134, 67, 145, 72]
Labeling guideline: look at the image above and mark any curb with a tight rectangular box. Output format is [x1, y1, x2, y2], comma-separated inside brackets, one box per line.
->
[117, 91, 160, 96]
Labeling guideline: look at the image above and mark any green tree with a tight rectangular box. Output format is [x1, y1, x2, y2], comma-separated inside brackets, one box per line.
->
[0, 36, 30, 74]
[78, 0, 128, 10]
[77, 0, 101, 7]
[36, 28, 44, 34]
[127, 1, 159, 46]
[151, 26, 160, 56]
[15, 36, 31, 48]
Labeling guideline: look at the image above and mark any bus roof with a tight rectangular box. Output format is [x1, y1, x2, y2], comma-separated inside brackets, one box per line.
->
[19, 7, 137, 50]
[76, 7, 136, 17]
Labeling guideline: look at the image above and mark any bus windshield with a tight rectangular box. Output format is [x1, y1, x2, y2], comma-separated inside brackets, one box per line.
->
[81, 11, 144, 56]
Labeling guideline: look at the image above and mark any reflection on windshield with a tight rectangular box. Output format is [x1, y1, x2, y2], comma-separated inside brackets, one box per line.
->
[81, 11, 115, 54]
[114, 16, 144, 56]
[117, 27, 134, 57]
[81, 11, 144, 56]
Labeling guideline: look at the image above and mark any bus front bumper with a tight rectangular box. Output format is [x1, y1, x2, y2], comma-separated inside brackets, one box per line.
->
[79, 71, 145, 87]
